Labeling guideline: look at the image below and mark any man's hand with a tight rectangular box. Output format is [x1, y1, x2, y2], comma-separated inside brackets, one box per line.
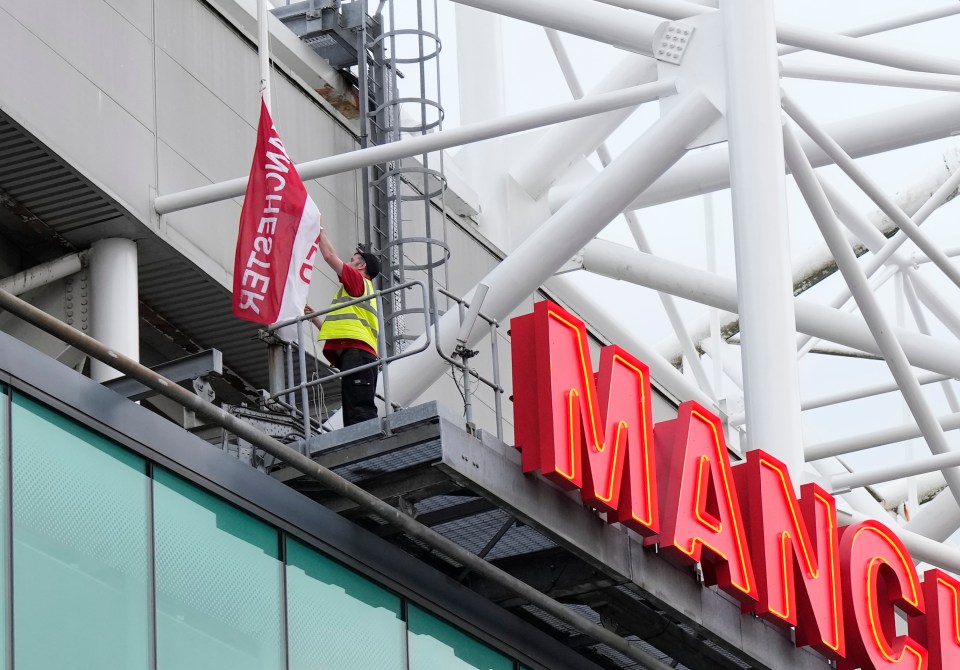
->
[304, 304, 323, 329]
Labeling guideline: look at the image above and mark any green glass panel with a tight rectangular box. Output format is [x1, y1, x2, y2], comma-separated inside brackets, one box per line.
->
[286, 537, 405, 670]
[12, 394, 150, 670]
[153, 468, 283, 670]
[408, 604, 514, 670]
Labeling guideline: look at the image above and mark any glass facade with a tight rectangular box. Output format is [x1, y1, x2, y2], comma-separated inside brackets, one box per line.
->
[0, 388, 531, 670]
[12, 394, 150, 670]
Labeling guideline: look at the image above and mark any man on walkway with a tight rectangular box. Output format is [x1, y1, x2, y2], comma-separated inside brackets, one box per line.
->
[305, 226, 380, 426]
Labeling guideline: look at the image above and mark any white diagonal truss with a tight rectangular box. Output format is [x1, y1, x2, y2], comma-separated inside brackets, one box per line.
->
[151, 0, 960, 575]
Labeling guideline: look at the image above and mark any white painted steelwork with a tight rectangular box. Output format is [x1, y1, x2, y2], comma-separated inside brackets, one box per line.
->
[89, 239, 138, 383]
[723, 0, 803, 475]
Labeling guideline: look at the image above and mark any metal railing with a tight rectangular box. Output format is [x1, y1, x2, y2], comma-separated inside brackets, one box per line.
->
[264, 280, 431, 445]
[434, 287, 506, 440]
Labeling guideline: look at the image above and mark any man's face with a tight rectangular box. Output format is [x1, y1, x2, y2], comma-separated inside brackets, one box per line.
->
[348, 253, 366, 273]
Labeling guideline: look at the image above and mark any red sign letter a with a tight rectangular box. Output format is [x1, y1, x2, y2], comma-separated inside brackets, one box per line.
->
[656, 401, 758, 604]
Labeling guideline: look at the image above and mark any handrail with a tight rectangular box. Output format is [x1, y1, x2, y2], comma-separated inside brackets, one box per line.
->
[266, 280, 431, 438]
[0, 284, 674, 669]
[435, 287, 505, 437]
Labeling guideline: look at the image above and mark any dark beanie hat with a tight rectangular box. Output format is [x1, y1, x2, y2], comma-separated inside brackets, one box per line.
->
[357, 247, 381, 280]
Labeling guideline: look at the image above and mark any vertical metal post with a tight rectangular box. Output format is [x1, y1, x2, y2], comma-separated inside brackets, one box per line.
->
[284, 342, 295, 407]
[296, 321, 311, 444]
[89, 238, 139, 382]
[722, 1, 804, 478]
[267, 342, 286, 399]
[489, 321, 503, 441]
[258, 0, 272, 110]
[377, 292, 393, 432]
[456, 301, 474, 430]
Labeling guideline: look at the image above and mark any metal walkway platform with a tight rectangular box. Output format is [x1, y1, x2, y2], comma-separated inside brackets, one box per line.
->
[271, 402, 830, 670]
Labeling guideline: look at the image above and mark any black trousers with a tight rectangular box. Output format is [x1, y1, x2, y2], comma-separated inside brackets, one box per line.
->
[338, 348, 379, 426]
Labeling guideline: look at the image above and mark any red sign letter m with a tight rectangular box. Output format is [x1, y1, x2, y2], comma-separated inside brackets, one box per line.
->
[511, 301, 659, 537]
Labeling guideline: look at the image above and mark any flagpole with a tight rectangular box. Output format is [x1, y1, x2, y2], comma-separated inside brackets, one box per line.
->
[258, 0, 272, 110]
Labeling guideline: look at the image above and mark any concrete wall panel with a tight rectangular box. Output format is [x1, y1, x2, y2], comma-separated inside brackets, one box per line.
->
[1, 0, 155, 131]
[0, 5, 155, 219]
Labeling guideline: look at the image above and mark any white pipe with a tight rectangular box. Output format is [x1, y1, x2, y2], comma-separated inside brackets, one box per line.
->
[791, 152, 960, 356]
[909, 271, 960, 341]
[0, 253, 84, 296]
[784, 123, 960, 505]
[384, 92, 720, 408]
[904, 489, 960, 543]
[783, 93, 960, 292]
[540, 35, 717, 398]
[258, 0, 272, 110]
[878, 473, 947, 512]
[595, 0, 960, 74]
[509, 55, 658, 199]
[902, 274, 960, 414]
[723, 0, 803, 478]
[579, 239, 960, 379]
[841, 508, 960, 575]
[781, 4, 960, 55]
[544, 29, 584, 99]
[699, 339, 742, 390]
[811, 460, 960, 575]
[806, 411, 960, 462]
[449, 0, 666, 56]
[550, 95, 960, 211]
[832, 451, 960, 496]
[89, 239, 138, 383]
[911, 246, 960, 265]
[153, 79, 677, 215]
[796, 371, 951, 414]
[776, 23, 960, 75]
[781, 62, 960, 93]
[596, 0, 707, 20]
[659, 144, 960, 366]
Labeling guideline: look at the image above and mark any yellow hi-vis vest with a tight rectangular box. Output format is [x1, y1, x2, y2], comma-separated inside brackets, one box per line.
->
[318, 277, 379, 352]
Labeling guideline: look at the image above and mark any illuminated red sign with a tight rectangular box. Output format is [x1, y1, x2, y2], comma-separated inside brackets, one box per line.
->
[511, 301, 958, 670]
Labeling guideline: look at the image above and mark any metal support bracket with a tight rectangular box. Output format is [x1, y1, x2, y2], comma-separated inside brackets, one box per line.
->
[103, 349, 223, 401]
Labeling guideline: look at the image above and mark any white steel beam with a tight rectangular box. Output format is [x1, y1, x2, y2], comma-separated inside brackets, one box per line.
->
[779, 4, 960, 55]
[908, 271, 960, 341]
[579, 239, 960, 379]
[841, 508, 960, 575]
[781, 62, 960, 93]
[782, 93, 960, 292]
[596, 0, 960, 73]
[731, 370, 953, 425]
[723, 0, 803, 475]
[384, 92, 720, 409]
[775, 24, 960, 75]
[813, 459, 960, 575]
[832, 452, 960, 496]
[540, 32, 715, 397]
[805, 411, 960, 462]
[449, 0, 666, 55]
[509, 54, 657, 199]
[904, 489, 960, 543]
[0, 253, 84, 296]
[902, 275, 960, 413]
[153, 80, 676, 215]
[89, 239, 138, 383]
[550, 95, 960, 211]
[783, 123, 960, 505]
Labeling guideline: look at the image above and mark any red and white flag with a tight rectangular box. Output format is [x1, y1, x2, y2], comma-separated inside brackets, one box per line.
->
[233, 99, 321, 341]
